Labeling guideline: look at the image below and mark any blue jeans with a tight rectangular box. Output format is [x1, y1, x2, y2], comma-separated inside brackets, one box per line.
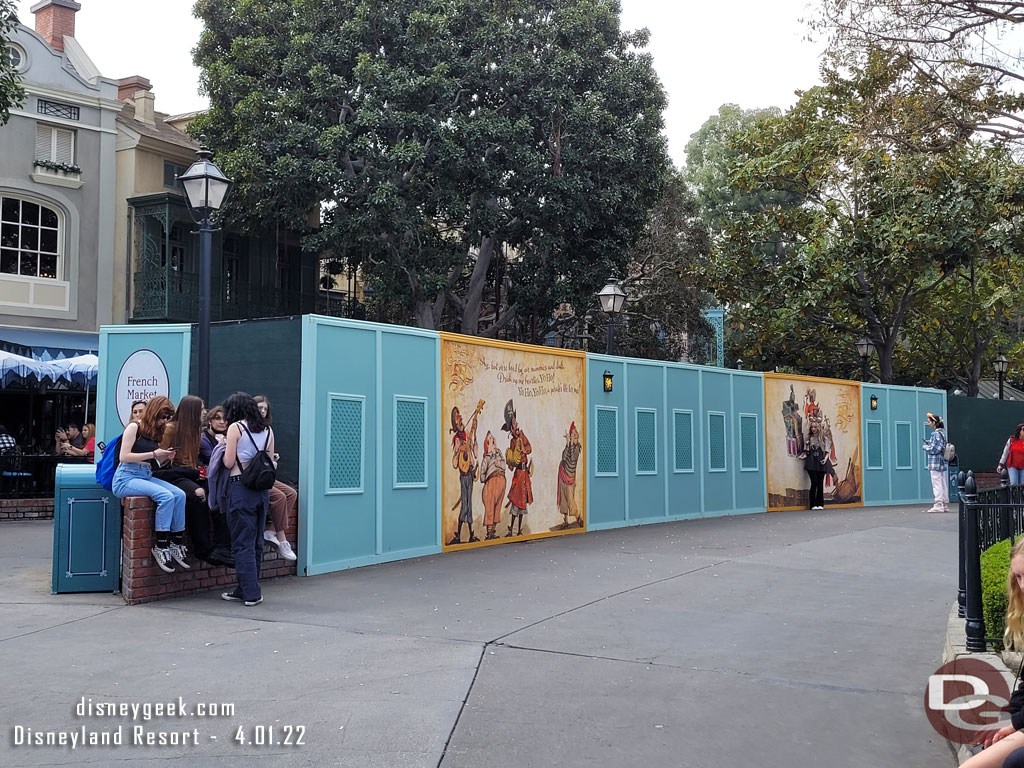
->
[112, 462, 186, 532]
[226, 479, 268, 601]
[1010, 467, 1024, 486]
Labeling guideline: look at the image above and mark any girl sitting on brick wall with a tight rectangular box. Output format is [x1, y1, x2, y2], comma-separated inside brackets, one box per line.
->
[111, 396, 187, 574]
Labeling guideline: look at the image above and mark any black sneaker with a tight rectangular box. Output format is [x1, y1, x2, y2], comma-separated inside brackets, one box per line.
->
[221, 591, 243, 602]
[152, 546, 175, 573]
[244, 596, 263, 607]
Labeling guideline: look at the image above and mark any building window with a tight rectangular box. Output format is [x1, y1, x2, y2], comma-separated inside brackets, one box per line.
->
[6, 44, 26, 73]
[0, 196, 62, 279]
[163, 161, 187, 189]
[37, 100, 80, 121]
[35, 124, 76, 166]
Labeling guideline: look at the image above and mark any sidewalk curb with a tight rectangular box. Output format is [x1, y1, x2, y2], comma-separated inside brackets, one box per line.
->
[942, 603, 1023, 765]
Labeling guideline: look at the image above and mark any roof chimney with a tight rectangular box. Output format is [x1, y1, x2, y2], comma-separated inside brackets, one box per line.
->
[31, 0, 81, 52]
[116, 76, 152, 104]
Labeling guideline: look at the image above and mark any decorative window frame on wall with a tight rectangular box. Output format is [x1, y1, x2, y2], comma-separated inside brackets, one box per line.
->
[708, 411, 727, 473]
[595, 405, 618, 477]
[326, 392, 365, 495]
[894, 420, 913, 470]
[738, 413, 759, 472]
[865, 420, 884, 470]
[634, 407, 658, 475]
[672, 408, 694, 473]
[393, 395, 428, 489]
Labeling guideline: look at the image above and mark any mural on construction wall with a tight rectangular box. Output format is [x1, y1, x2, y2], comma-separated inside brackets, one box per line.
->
[764, 374, 863, 511]
[441, 334, 586, 549]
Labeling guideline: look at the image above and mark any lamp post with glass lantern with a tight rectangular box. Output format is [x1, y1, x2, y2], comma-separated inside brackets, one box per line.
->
[596, 277, 627, 356]
[177, 143, 234, 404]
[856, 335, 875, 382]
[995, 354, 1009, 400]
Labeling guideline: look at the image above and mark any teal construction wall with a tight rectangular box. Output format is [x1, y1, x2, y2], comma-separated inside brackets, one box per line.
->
[860, 383, 947, 506]
[587, 354, 767, 529]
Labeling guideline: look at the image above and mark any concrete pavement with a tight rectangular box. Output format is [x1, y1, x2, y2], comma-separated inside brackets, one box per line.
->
[1, 504, 958, 767]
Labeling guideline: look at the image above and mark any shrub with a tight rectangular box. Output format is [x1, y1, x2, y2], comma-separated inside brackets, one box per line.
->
[981, 538, 1013, 650]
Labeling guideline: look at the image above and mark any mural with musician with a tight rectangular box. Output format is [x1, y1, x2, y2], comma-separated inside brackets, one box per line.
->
[764, 373, 863, 511]
[441, 334, 586, 549]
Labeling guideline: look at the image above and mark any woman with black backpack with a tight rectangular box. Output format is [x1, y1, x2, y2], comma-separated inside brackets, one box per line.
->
[220, 392, 276, 607]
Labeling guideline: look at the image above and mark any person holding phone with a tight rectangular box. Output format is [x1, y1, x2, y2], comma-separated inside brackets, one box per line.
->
[922, 412, 949, 513]
[111, 396, 188, 573]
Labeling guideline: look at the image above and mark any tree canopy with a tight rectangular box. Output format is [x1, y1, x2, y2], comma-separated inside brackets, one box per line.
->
[812, 0, 1024, 142]
[690, 51, 1024, 386]
[192, 0, 669, 339]
[0, 0, 25, 126]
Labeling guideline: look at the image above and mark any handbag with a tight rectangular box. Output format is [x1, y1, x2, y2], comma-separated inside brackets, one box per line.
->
[238, 423, 276, 491]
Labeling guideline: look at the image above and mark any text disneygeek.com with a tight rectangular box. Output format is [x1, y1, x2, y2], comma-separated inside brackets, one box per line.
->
[9, 697, 306, 749]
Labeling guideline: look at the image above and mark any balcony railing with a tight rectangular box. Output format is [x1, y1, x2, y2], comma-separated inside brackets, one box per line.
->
[132, 270, 354, 323]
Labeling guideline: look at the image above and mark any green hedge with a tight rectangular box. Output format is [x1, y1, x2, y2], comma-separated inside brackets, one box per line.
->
[981, 538, 1013, 650]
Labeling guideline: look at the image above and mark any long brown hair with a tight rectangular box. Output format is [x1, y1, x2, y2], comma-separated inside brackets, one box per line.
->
[1006, 538, 1024, 650]
[138, 396, 174, 441]
[169, 395, 204, 468]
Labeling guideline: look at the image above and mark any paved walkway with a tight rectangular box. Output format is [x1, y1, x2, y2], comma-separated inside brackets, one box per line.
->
[1, 505, 957, 767]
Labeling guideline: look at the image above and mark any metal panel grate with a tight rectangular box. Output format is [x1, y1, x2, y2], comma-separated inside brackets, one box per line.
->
[329, 396, 363, 491]
[395, 398, 426, 486]
[895, 421, 912, 469]
[866, 421, 883, 469]
[674, 410, 693, 472]
[739, 414, 759, 471]
[636, 409, 657, 474]
[708, 412, 727, 471]
[596, 407, 617, 475]
[38, 99, 80, 120]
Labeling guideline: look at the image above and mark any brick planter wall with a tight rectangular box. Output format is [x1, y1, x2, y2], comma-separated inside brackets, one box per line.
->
[0, 498, 55, 520]
[120, 496, 298, 605]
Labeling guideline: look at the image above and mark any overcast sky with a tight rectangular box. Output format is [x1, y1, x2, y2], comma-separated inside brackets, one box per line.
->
[16, 0, 824, 167]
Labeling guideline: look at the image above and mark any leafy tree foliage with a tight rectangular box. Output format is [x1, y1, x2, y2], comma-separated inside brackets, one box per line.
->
[698, 51, 1024, 384]
[0, 0, 25, 125]
[812, 0, 1024, 142]
[192, 0, 669, 336]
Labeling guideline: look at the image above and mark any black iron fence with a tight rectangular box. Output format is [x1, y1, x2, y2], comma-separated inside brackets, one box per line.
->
[958, 469, 1024, 651]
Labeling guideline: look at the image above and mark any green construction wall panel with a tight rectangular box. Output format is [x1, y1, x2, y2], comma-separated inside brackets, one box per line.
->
[947, 396, 1024, 473]
[299, 316, 439, 576]
[196, 317, 303, 485]
[860, 383, 946, 506]
[587, 356, 766, 529]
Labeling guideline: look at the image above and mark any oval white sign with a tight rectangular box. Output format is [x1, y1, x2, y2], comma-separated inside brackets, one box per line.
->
[114, 350, 170, 426]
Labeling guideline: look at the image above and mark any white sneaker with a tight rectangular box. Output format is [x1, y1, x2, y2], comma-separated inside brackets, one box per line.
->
[169, 542, 191, 569]
[278, 540, 297, 561]
[263, 529, 278, 544]
[151, 546, 175, 573]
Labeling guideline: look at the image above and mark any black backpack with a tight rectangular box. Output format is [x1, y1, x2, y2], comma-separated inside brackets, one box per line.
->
[238, 423, 276, 491]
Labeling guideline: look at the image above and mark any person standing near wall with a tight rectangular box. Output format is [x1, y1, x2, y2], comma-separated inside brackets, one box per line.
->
[996, 424, 1024, 486]
[922, 413, 949, 513]
[800, 420, 828, 510]
[220, 392, 274, 607]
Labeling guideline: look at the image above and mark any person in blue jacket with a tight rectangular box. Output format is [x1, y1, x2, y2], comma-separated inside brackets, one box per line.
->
[922, 413, 948, 513]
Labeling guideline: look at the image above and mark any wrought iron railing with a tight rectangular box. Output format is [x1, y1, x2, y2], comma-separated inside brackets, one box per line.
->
[958, 469, 1024, 651]
[133, 270, 357, 322]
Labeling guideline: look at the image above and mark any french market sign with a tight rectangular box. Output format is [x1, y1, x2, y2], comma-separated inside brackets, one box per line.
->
[114, 349, 169, 426]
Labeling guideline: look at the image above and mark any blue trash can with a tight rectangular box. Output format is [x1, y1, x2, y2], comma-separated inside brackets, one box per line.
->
[51, 464, 120, 594]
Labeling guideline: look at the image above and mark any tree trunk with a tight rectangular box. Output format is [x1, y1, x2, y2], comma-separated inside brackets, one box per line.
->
[459, 235, 497, 336]
[414, 290, 445, 330]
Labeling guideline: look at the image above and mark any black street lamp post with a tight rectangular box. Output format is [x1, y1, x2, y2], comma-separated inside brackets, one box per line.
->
[177, 144, 233, 405]
[596, 277, 627, 356]
[856, 335, 875, 382]
[995, 354, 1009, 400]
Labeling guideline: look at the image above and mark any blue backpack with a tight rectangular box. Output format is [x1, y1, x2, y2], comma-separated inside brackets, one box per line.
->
[95, 435, 121, 491]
